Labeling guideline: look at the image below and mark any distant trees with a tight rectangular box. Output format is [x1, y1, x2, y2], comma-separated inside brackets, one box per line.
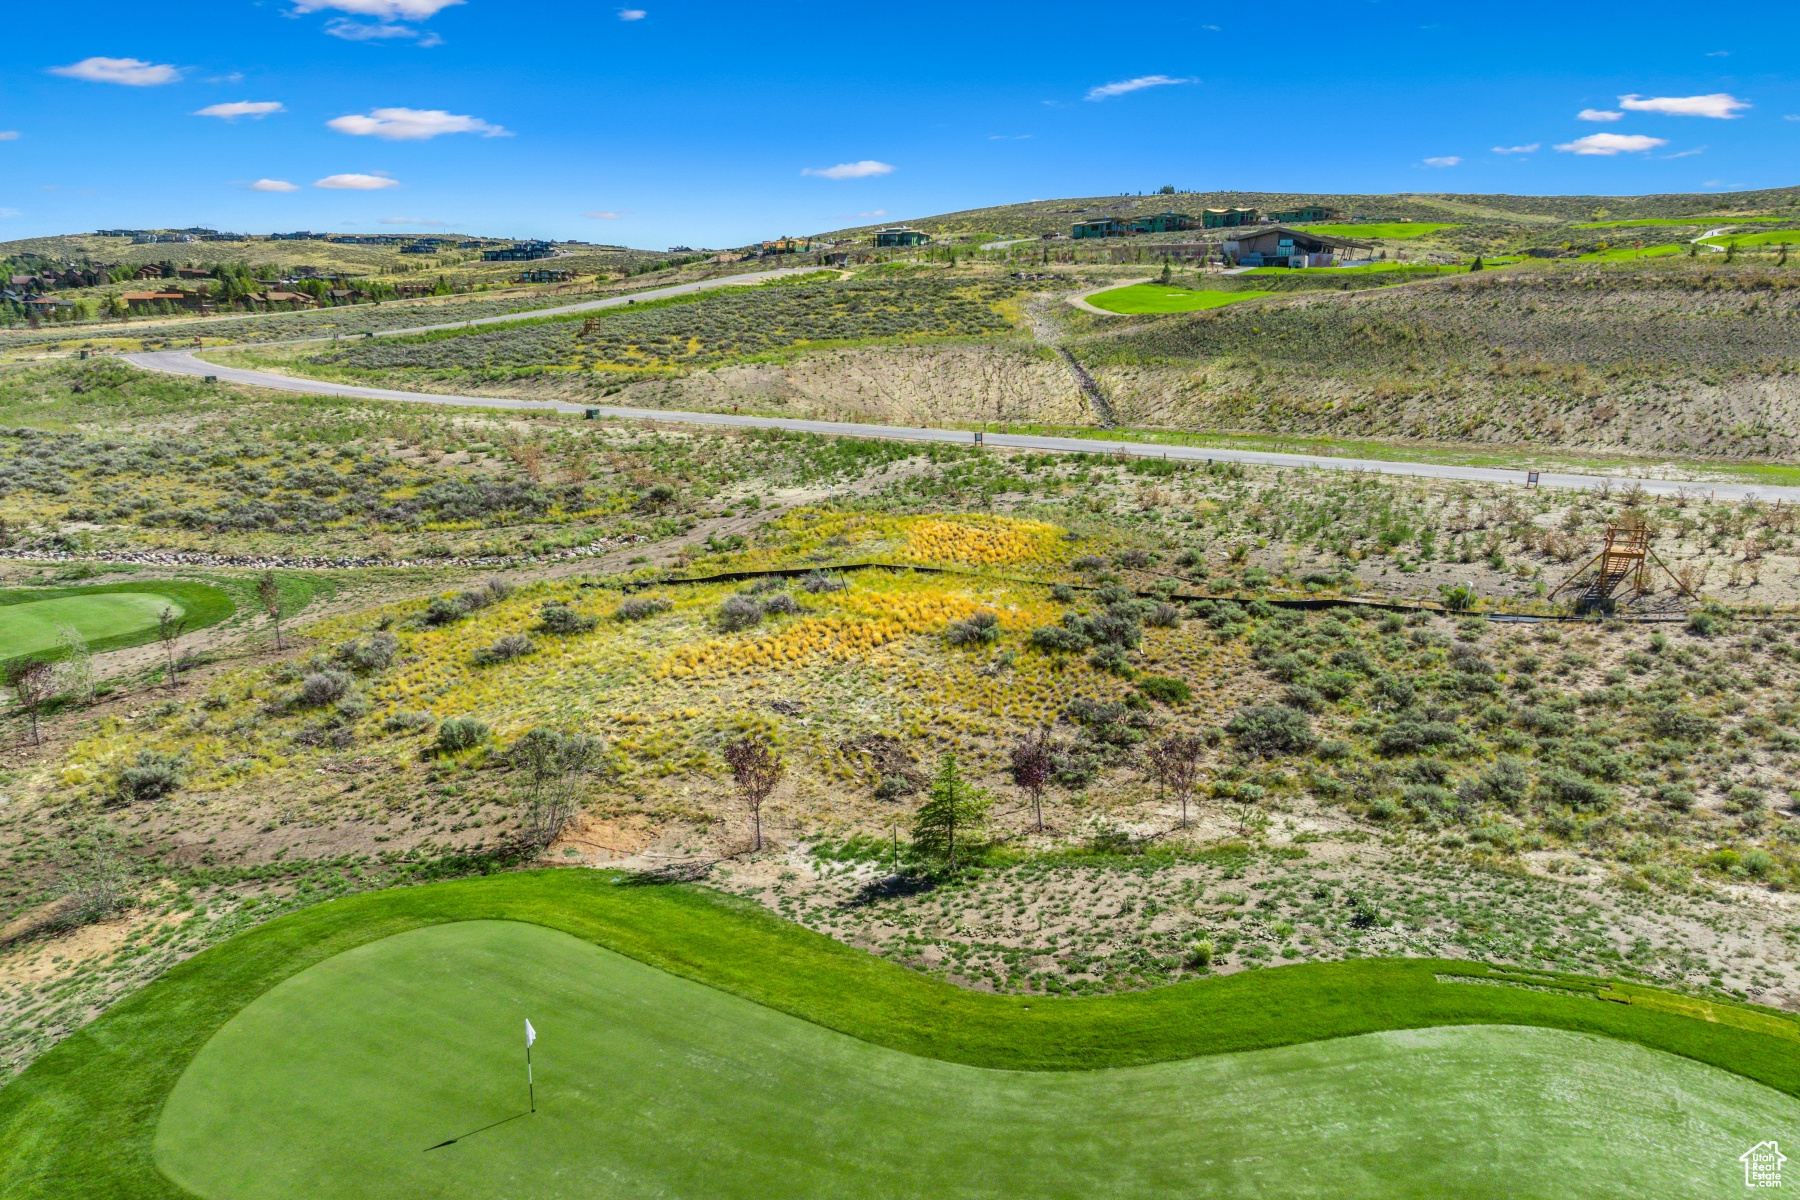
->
[724, 736, 783, 852]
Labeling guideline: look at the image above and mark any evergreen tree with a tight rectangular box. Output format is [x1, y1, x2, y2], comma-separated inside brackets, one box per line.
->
[911, 754, 989, 872]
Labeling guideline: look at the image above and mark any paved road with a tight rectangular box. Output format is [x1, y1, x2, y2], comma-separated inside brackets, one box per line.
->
[124, 346, 1799, 502]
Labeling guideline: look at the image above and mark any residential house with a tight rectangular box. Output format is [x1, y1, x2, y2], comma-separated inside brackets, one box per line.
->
[134, 265, 166, 281]
[874, 227, 930, 247]
[1201, 208, 1259, 228]
[517, 269, 572, 283]
[1071, 218, 1129, 240]
[1267, 205, 1340, 223]
[1220, 226, 1370, 268]
[481, 241, 556, 261]
[176, 267, 212, 279]
[1128, 210, 1200, 234]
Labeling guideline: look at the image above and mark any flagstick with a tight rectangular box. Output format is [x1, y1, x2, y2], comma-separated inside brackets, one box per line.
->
[526, 1040, 534, 1113]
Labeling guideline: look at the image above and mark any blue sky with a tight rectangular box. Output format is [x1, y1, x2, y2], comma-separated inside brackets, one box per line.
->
[2, 1, 1796, 249]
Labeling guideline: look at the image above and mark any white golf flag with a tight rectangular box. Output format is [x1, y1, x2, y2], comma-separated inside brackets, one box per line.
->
[525, 1019, 536, 1048]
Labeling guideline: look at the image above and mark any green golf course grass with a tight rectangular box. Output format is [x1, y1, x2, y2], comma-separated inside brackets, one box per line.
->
[1086, 284, 1272, 314]
[5, 870, 1800, 1199]
[1698, 228, 1800, 248]
[0, 581, 234, 663]
[155, 920, 1794, 1200]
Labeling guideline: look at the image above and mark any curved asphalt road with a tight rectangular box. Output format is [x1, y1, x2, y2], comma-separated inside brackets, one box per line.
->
[122, 277, 1799, 504]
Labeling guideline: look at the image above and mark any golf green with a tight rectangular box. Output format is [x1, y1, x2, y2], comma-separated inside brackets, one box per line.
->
[0, 594, 180, 661]
[1086, 285, 1272, 314]
[0, 581, 234, 663]
[155, 920, 1793, 1200]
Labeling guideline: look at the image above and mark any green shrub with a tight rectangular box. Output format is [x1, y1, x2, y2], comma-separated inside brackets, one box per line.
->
[716, 594, 765, 631]
[383, 710, 435, 734]
[539, 602, 601, 633]
[1136, 675, 1192, 705]
[298, 669, 353, 708]
[1226, 705, 1315, 757]
[945, 612, 1001, 646]
[1654, 782, 1694, 812]
[116, 751, 182, 804]
[1029, 624, 1090, 653]
[1538, 766, 1613, 812]
[472, 634, 535, 666]
[436, 717, 489, 754]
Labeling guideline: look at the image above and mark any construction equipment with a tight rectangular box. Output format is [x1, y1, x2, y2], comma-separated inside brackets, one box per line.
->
[1548, 521, 1695, 611]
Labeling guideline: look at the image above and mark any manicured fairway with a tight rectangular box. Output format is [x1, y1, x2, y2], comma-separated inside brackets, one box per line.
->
[156, 920, 1797, 1200]
[0, 582, 233, 662]
[6, 871, 1800, 1200]
[1086, 284, 1272, 314]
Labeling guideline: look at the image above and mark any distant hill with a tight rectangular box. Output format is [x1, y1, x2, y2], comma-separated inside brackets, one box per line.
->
[815, 185, 1800, 243]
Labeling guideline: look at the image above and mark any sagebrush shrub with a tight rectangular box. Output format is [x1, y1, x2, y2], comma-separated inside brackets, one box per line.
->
[436, 716, 489, 753]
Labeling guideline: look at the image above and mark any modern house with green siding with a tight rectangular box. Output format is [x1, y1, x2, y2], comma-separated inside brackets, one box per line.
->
[1201, 207, 1260, 228]
[1268, 205, 1341, 223]
[874, 227, 930, 247]
[1071, 218, 1129, 239]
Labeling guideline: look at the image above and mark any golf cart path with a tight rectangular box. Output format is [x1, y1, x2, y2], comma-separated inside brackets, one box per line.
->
[122, 346, 1798, 502]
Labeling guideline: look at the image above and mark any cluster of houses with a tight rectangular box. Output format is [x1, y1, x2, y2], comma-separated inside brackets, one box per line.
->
[1070, 204, 1339, 239]
[95, 228, 249, 244]
[481, 240, 557, 261]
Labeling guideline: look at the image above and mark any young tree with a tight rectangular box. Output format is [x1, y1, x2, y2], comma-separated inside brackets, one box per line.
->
[156, 607, 188, 690]
[1146, 732, 1206, 827]
[911, 754, 990, 873]
[1009, 731, 1053, 833]
[53, 623, 96, 705]
[509, 727, 604, 849]
[723, 736, 783, 852]
[257, 571, 284, 651]
[8, 659, 56, 746]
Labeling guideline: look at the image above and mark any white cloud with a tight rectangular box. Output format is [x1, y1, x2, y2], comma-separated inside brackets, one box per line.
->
[206, 72, 246, 84]
[1492, 143, 1539, 154]
[1619, 92, 1749, 119]
[291, 0, 462, 17]
[195, 101, 286, 120]
[1663, 146, 1707, 159]
[0, 131, 19, 141]
[315, 173, 400, 189]
[325, 19, 424, 39]
[327, 107, 509, 139]
[857, 210, 887, 218]
[249, 178, 301, 192]
[1085, 74, 1195, 101]
[379, 216, 445, 225]
[1577, 108, 1623, 122]
[1787, 115, 1800, 122]
[802, 160, 894, 180]
[618, 8, 646, 18]
[1554, 133, 1669, 156]
[1423, 155, 1462, 167]
[1705, 50, 1730, 57]
[50, 57, 181, 86]
[0, 208, 20, 218]
[585, 211, 623, 219]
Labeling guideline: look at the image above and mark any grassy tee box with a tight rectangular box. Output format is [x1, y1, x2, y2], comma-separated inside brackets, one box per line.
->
[3, 869, 1798, 1199]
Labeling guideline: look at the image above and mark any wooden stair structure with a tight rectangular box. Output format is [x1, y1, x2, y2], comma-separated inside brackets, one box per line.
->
[1549, 521, 1695, 612]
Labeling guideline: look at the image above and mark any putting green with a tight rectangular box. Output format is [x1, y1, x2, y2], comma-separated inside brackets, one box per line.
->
[0, 594, 181, 660]
[1086, 285, 1272, 314]
[0, 581, 234, 663]
[155, 920, 1793, 1200]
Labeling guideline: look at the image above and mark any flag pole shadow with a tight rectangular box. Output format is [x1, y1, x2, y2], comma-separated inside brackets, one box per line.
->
[424, 1110, 531, 1152]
